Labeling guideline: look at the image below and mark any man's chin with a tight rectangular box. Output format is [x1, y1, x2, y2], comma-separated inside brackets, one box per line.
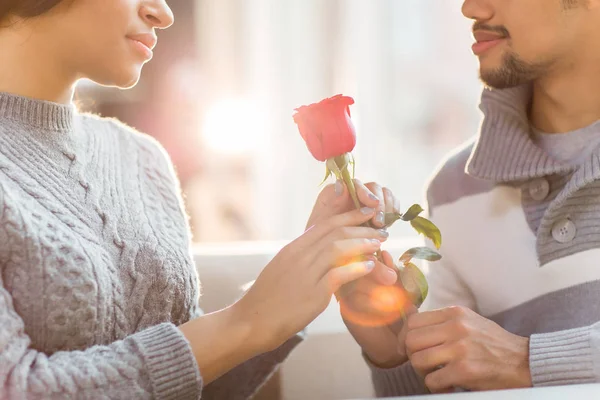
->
[479, 68, 522, 90]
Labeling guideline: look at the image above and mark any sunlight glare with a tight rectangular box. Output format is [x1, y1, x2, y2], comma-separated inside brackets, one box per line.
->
[202, 98, 267, 155]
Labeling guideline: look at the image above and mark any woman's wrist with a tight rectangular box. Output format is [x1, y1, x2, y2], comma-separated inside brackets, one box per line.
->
[178, 304, 263, 384]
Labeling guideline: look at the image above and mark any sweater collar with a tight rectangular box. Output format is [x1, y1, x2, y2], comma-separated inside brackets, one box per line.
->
[466, 84, 600, 208]
[0, 91, 75, 132]
[466, 84, 574, 182]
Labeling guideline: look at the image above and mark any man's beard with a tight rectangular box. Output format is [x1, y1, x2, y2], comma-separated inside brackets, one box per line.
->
[480, 51, 549, 90]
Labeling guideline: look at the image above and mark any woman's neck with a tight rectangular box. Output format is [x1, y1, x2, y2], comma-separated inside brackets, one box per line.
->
[0, 22, 76, 105]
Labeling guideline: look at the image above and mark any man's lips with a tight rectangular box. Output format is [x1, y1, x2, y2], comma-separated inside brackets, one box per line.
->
[472, 30, 507, 56]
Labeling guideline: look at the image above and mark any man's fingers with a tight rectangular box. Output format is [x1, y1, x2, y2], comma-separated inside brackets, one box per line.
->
[410, 343, 453, 377]
[381, 249, 396, 268]
[338, 277, 408, 316]
[407, 306, 465, 330]
[370, 259, 398, 285]
[424, 362, 466, 394]
[405, 322, 451, 354]
[382, 187, 398, 214]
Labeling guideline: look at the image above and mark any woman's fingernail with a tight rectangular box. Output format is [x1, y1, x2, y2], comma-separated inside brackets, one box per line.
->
[335, 180, 343, 196]
[368, 193, 379, 201]
[370, 239, 381, 246]
[375, 212, 385, 225]
[378, 229, 389, 238]
[365, 261, 376, 271]
[361, 207, 374, 214]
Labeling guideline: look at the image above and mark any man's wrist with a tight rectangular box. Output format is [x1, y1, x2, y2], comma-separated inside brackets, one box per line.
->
[512, 336, 533, 388]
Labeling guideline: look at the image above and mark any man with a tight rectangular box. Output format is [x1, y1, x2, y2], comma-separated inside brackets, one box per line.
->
[342, 0, 600, 395]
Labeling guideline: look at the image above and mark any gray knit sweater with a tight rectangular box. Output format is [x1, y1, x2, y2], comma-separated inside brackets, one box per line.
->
[0, 92, 299, 400]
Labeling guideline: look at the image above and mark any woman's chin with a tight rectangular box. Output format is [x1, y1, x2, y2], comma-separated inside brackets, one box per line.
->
[115, 67, 143, 89]
[90, 66, 143, 90]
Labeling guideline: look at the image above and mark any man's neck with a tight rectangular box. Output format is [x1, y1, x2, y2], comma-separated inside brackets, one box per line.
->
[530, 64, 600, 134]
[0, 24, 76, 105]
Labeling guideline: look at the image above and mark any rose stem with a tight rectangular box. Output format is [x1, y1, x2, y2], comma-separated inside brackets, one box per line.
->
[336, 155, 383, 262]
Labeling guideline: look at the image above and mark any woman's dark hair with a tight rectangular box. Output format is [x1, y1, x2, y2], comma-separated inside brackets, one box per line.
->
[0, 0, 64, 21]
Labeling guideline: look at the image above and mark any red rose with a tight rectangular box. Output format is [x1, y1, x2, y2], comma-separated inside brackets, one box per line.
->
[293, 95, 357, 162]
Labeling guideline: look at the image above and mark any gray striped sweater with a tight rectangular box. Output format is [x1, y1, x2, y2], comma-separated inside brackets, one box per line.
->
[369, 84, 600, 395]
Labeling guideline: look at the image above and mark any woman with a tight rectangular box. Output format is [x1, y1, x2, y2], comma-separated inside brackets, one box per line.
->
[0, 1, 402, 399]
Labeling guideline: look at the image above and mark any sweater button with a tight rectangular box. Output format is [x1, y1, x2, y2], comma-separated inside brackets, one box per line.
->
[552, 218, 576, 244]
[529, 178, 550, 201]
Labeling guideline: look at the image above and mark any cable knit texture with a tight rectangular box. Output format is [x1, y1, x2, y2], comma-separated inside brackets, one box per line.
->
[0, 92, 299, 399]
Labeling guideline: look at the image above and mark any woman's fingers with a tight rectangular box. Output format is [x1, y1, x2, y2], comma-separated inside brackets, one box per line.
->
[364, 182, 386, 227]
[308, 226, 389, 263]
[312, 238, 382, 276]
[354, 179, 381, 210]
[322, 260, 376, 293]
[298, 207, 377, 248]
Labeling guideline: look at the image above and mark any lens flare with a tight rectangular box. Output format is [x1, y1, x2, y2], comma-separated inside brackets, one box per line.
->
[340, 285, 409, 327]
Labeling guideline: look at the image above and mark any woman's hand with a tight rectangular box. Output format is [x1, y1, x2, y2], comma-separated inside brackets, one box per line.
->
[234, 207, 390, 353]
[179, 188, 404, 384]
[306, 179, 401, 232]
[306, 179, 401, 287]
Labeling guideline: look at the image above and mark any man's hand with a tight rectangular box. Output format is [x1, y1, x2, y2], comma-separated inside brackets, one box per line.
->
[405, 306, 532, 393]
[307, 180, 417, 368]
[340, 250, 418, 368]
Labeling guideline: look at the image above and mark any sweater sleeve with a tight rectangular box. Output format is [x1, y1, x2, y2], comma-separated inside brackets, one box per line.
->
[365, 355, 428, 397]
[202, 333, 304, 400]
[0, 273, 202, 399]
[139, 135, 305, 398]
[529, 322, 600, 386]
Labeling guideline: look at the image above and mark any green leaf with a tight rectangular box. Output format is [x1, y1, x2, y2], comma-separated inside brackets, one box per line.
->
[319, 165, 333, 186]
[349, 153, 356, 179]
[399, 247, 442, 265]
[401, 204, 424, 221]
[383, 212, 402, 228]
[400, 262, 429, 308]
[410, 216, 442, 249]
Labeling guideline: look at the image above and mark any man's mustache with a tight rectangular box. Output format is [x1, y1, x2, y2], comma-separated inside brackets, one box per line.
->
[473, 22, 510, 38]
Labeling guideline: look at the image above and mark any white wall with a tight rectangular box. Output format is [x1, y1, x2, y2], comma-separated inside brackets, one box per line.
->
[193, 238, 420, 400]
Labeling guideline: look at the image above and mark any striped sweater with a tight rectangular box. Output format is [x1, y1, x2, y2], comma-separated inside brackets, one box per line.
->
[369, 84, 600, 395]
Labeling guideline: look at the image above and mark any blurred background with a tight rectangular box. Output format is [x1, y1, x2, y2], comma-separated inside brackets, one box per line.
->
[76, 0, 484, 244]
[75, 0, 486, 398]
